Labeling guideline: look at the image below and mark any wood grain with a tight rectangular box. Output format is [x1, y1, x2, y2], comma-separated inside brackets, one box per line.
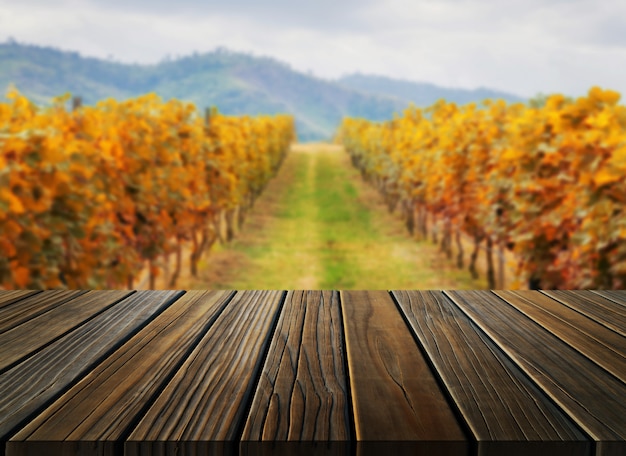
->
[592, 290, 626, 307]
[0, 290, 87, 334]
[393, 290, 586, 448]
[339, 290, 466, 446]
[541, 290, 626, 337]
[0, 291, 41, 310]
[0, 290, 181, 440]
[495, 290, 626, 383]
[1, 289, 624, 455]
[0, 290, 132, 373]
[128, 290, 284, 442]
[242, 290, 350, 442]
[447, 290, 626, 448]
[9, 290, 233, 442]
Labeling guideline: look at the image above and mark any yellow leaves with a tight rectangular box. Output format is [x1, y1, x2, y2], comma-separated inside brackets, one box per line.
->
[52, 92, 72, 105]
[341, 84, 626, 289]
[99, 138, 118, 159]
[545, 94, 566, 110]
[0, 188, 25, 214]
[591, 110, 612, 129]
[589, 86, 621, 106]
[42, 137, 66, 164]
[69, 161, 94, 181]
[5, 86, 20, 100]
[593, 168, 622, 187]
[609, 145, 626, 171]
[0, 91, 295, 288]
[180, 186, 192, 199]
[500, 148, 524, 162]
[95, 194, 108, 204]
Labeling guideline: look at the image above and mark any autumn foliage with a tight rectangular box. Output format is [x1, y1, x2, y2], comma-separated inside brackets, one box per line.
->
[338, 87, 626, 289]
[0, 90, 294, 289]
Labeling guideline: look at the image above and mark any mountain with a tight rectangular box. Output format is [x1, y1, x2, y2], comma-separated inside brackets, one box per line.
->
[0, 41, 526, 141]
[0, 42, 407, 141]
[336, 73, 524, 106]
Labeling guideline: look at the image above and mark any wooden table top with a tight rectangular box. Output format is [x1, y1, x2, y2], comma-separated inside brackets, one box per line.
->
[0, 289, 624, 456]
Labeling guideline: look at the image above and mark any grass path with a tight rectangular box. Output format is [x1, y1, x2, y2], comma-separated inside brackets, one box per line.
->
[185, 143, 487, 290]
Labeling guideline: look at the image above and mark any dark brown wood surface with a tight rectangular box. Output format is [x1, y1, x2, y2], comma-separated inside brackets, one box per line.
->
[340, 290, 466, 446]
[0, 289, 624, 456]
[128, 290, 284, 442]
[392, 290, 586, 448]
[592, 290, 626, 307]
[446, 290, 626, 451]
[0, 290, 181, 440]
[0, 290, 86, 335]
[494, 290, 626, 383]
[242, 290, 350, 442]
[0, 291, 40, 310]
[541, 290, 626, 337]
[0, 290, 131, 372]
[10, 290, 233, 442]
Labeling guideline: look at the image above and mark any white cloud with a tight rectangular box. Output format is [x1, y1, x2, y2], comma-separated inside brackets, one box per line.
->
[1, 0, 626, 98]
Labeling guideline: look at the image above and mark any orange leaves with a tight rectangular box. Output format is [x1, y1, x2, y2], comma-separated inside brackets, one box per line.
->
[608, 146, 626, 176]
[1, 188, 25, 214]
[593, 168, 622, 187]
[0, 89, 295, 289]
[588, 86, 621, 106]
[13, 266, 30, 288]
[0, 237, 17, 258]
[340, 86, 626, 289]
[500, 148, 525, 163]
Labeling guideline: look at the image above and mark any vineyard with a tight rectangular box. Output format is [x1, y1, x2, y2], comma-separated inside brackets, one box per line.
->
[3, 85, 626, 290]
[338, 87, 626, 289]
[0, 90, 295, 289]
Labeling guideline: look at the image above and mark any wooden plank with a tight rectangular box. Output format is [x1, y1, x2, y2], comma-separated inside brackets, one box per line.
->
[495, 290, 626, 384]
[8, 290, 233, 447]
[339, 290, 466, 455]
[392, 290, 588, 455]
[0, 290, 182, 440]
[0, 290, 87, 334]
[0, 290, 41, 310]
[0, 290, 132, 373]
[126, 290, 284, 448]
[592, 290, 626, 307]
[447, 290, 626, 455]
[541, 290, 626, 337]
[592, 290, 626, 305]
[241, 290, 350, 444]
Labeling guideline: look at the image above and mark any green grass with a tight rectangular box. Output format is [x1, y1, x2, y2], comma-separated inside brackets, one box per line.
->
[189, 144, 488, 290]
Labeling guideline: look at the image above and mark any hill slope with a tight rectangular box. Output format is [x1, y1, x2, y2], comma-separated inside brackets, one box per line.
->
[0, 42, 525, 140]
[337, 73, 524, 106]
[0, 42, 407, 141]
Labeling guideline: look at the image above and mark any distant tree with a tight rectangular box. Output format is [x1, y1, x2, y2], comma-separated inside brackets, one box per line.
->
[529, 93, 547, 108]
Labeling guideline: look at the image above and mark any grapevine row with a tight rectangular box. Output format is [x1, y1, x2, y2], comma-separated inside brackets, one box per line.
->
[0, 90, 295, 289]
[338, 87, 626, 289]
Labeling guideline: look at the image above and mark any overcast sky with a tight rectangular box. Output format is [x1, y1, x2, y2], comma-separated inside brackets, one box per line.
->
[1, 0, 626, 98]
